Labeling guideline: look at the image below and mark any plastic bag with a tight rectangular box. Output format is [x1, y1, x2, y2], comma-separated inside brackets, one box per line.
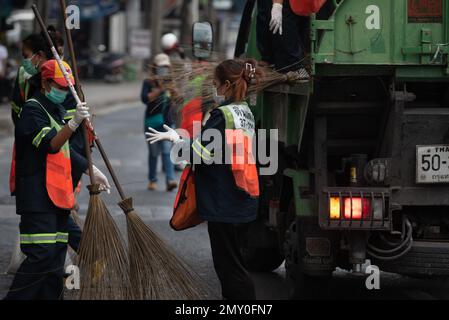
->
[290, 0, 327, 16]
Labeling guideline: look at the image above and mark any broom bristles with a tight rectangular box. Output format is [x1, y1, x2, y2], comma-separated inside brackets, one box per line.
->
[73, 185, 132, 300]
[124, 208, 209, 300]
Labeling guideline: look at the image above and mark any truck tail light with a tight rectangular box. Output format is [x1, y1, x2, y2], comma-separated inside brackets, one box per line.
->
[330, 197, 341, 219]
[344, 198, 370, 219]
[329, 197, 383, 220]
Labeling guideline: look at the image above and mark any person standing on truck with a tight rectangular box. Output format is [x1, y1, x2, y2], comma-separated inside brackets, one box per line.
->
[257, 0, 309, 78]
[147, 58, 263, 300]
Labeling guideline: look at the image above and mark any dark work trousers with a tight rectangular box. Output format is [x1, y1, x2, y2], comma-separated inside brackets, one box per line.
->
[207, 222, 256, 300]
[67, 215, 81, 253]
[257, 0, 308, 72]
[5, 213, 69, 300]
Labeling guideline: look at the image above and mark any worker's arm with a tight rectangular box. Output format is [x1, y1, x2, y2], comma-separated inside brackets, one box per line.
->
[49, 124, 75, 152]
[141, 79, 163, 104]
[50, 102, 90, 152]
[146, 108, 225, 165]
[270, 0, 283, 35]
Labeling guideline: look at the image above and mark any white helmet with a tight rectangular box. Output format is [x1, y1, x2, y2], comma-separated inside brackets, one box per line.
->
[161, 33, 178, 51]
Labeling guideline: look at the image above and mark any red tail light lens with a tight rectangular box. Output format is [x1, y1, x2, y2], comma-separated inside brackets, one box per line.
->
[344, 198, 371, 219]
[329, 197, 376, 220]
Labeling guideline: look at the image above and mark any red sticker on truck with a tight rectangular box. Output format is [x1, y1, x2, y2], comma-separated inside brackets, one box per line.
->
[408, 0, 443, 23]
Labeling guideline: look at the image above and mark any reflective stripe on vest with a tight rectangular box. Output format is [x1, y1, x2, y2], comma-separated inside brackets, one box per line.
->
[20, 232, 69, 245]
[219, 103, 259, 197]
[64, 108, 76, 121]
[27, 99, 75, 210]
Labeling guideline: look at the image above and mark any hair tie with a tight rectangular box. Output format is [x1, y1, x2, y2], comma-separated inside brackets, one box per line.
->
[245, 63, 256, 79]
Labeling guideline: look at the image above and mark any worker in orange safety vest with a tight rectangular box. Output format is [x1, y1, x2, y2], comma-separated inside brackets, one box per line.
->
[147, 58, 263, 300]
[5, 60, 109, 300]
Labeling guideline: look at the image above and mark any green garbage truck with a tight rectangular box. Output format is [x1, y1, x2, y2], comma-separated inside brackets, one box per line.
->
[231, 0, 449, 297]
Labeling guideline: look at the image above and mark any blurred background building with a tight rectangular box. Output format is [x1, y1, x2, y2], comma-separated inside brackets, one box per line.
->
[0, 0, 244, 84]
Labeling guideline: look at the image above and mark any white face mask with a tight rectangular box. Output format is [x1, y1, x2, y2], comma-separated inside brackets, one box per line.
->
[213, 86, 226, 105]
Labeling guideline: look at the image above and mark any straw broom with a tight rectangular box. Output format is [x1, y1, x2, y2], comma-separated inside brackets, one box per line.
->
[58, 1, 208, 300]
[163, 56, 306, 121]
[32, 4, 132, 300]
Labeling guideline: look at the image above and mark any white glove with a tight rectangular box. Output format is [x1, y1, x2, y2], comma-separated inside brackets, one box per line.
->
[85, 165, 111, 194]
[270, 3, 283, 35]
[68, 102, 90, 132]
[146, 125, 181, 144]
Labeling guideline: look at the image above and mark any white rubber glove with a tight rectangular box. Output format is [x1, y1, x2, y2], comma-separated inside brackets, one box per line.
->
[270, 3, 283, 35]
[146, 125, 181, 144]
[68, 102, 90, 132]
[85, 165, 111, 194]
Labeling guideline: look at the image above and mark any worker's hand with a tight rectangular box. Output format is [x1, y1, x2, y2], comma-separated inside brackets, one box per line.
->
[270, 3, 283, 35]
[68, 102, 90, 132]
[89, 165, 111, 194]
[146, 125, 181, 144]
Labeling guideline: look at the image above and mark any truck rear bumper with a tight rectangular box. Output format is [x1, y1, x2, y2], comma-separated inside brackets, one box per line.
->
[374, 241, 449, 277]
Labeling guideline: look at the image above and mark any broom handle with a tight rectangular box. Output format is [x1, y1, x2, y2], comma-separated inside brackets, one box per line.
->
[32, 4, 96, 185]
[57, 1, 128, 201]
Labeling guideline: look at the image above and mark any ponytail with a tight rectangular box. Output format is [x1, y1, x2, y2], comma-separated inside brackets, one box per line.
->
[215, 58, 265, 102]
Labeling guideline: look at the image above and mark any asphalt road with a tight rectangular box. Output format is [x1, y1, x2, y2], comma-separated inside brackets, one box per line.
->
[0, 100, 448, 300]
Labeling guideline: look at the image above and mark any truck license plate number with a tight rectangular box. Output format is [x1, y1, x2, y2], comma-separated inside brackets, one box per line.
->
[416, 145, 449, 183]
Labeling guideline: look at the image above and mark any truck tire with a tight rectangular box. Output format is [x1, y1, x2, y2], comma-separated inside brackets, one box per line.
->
[284, 220, 333, 299]
[237, 221, 285, 272]
[241, 247, 285, 272]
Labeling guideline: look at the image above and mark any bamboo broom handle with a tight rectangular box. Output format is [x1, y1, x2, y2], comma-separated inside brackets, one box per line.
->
[57, 0, 127, 201]
[32, 4, 96, 185]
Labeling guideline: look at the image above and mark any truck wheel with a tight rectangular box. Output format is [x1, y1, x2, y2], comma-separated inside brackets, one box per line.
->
[238, 221, 285, 272]
[284, 218, 333, 299]
[241, 247, 285, 272]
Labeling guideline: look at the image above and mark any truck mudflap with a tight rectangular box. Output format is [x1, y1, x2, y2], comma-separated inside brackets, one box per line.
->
[373, 241, 449, 277]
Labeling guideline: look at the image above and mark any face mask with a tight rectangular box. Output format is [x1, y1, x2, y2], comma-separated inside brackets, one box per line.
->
[22, 54, 38, 76]
[46, 87, 68, 104]
[156, 67, 169, 76]
[213, 86, 226, 105]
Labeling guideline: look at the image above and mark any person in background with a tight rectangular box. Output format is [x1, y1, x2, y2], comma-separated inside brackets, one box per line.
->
[257, 0, 309, 78]
[0, 40, 9, 102]
[161, 33, 186, 61]
[147, 59, 263, 300]
[141, 53, 178, 192]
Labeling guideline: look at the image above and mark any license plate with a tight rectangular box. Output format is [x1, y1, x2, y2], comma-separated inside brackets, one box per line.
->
[416, 145, 449, 183]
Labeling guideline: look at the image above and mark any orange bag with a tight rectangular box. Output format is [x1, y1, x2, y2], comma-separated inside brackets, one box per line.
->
[290, 0, 326, 16]
[170, 167, 203, 231]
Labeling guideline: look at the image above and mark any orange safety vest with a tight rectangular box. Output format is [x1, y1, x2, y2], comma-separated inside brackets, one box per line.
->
[180, 97, 203, 138]
[9, 99, 75, 210]
[290, 0, 326, 16]
[219, 103, 260, 197]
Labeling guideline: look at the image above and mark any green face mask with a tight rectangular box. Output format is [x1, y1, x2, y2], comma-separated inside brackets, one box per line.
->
[22, 54, 38, 76]
[46, 87, 68, 104]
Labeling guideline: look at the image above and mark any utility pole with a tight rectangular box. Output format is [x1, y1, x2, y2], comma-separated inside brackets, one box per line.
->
[150, 0, 162, 58]
[206, 0, 217, 50]
[143, 0, 152, 30]
[180, 0, 199, 47]
[34, 0, 48, 32]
